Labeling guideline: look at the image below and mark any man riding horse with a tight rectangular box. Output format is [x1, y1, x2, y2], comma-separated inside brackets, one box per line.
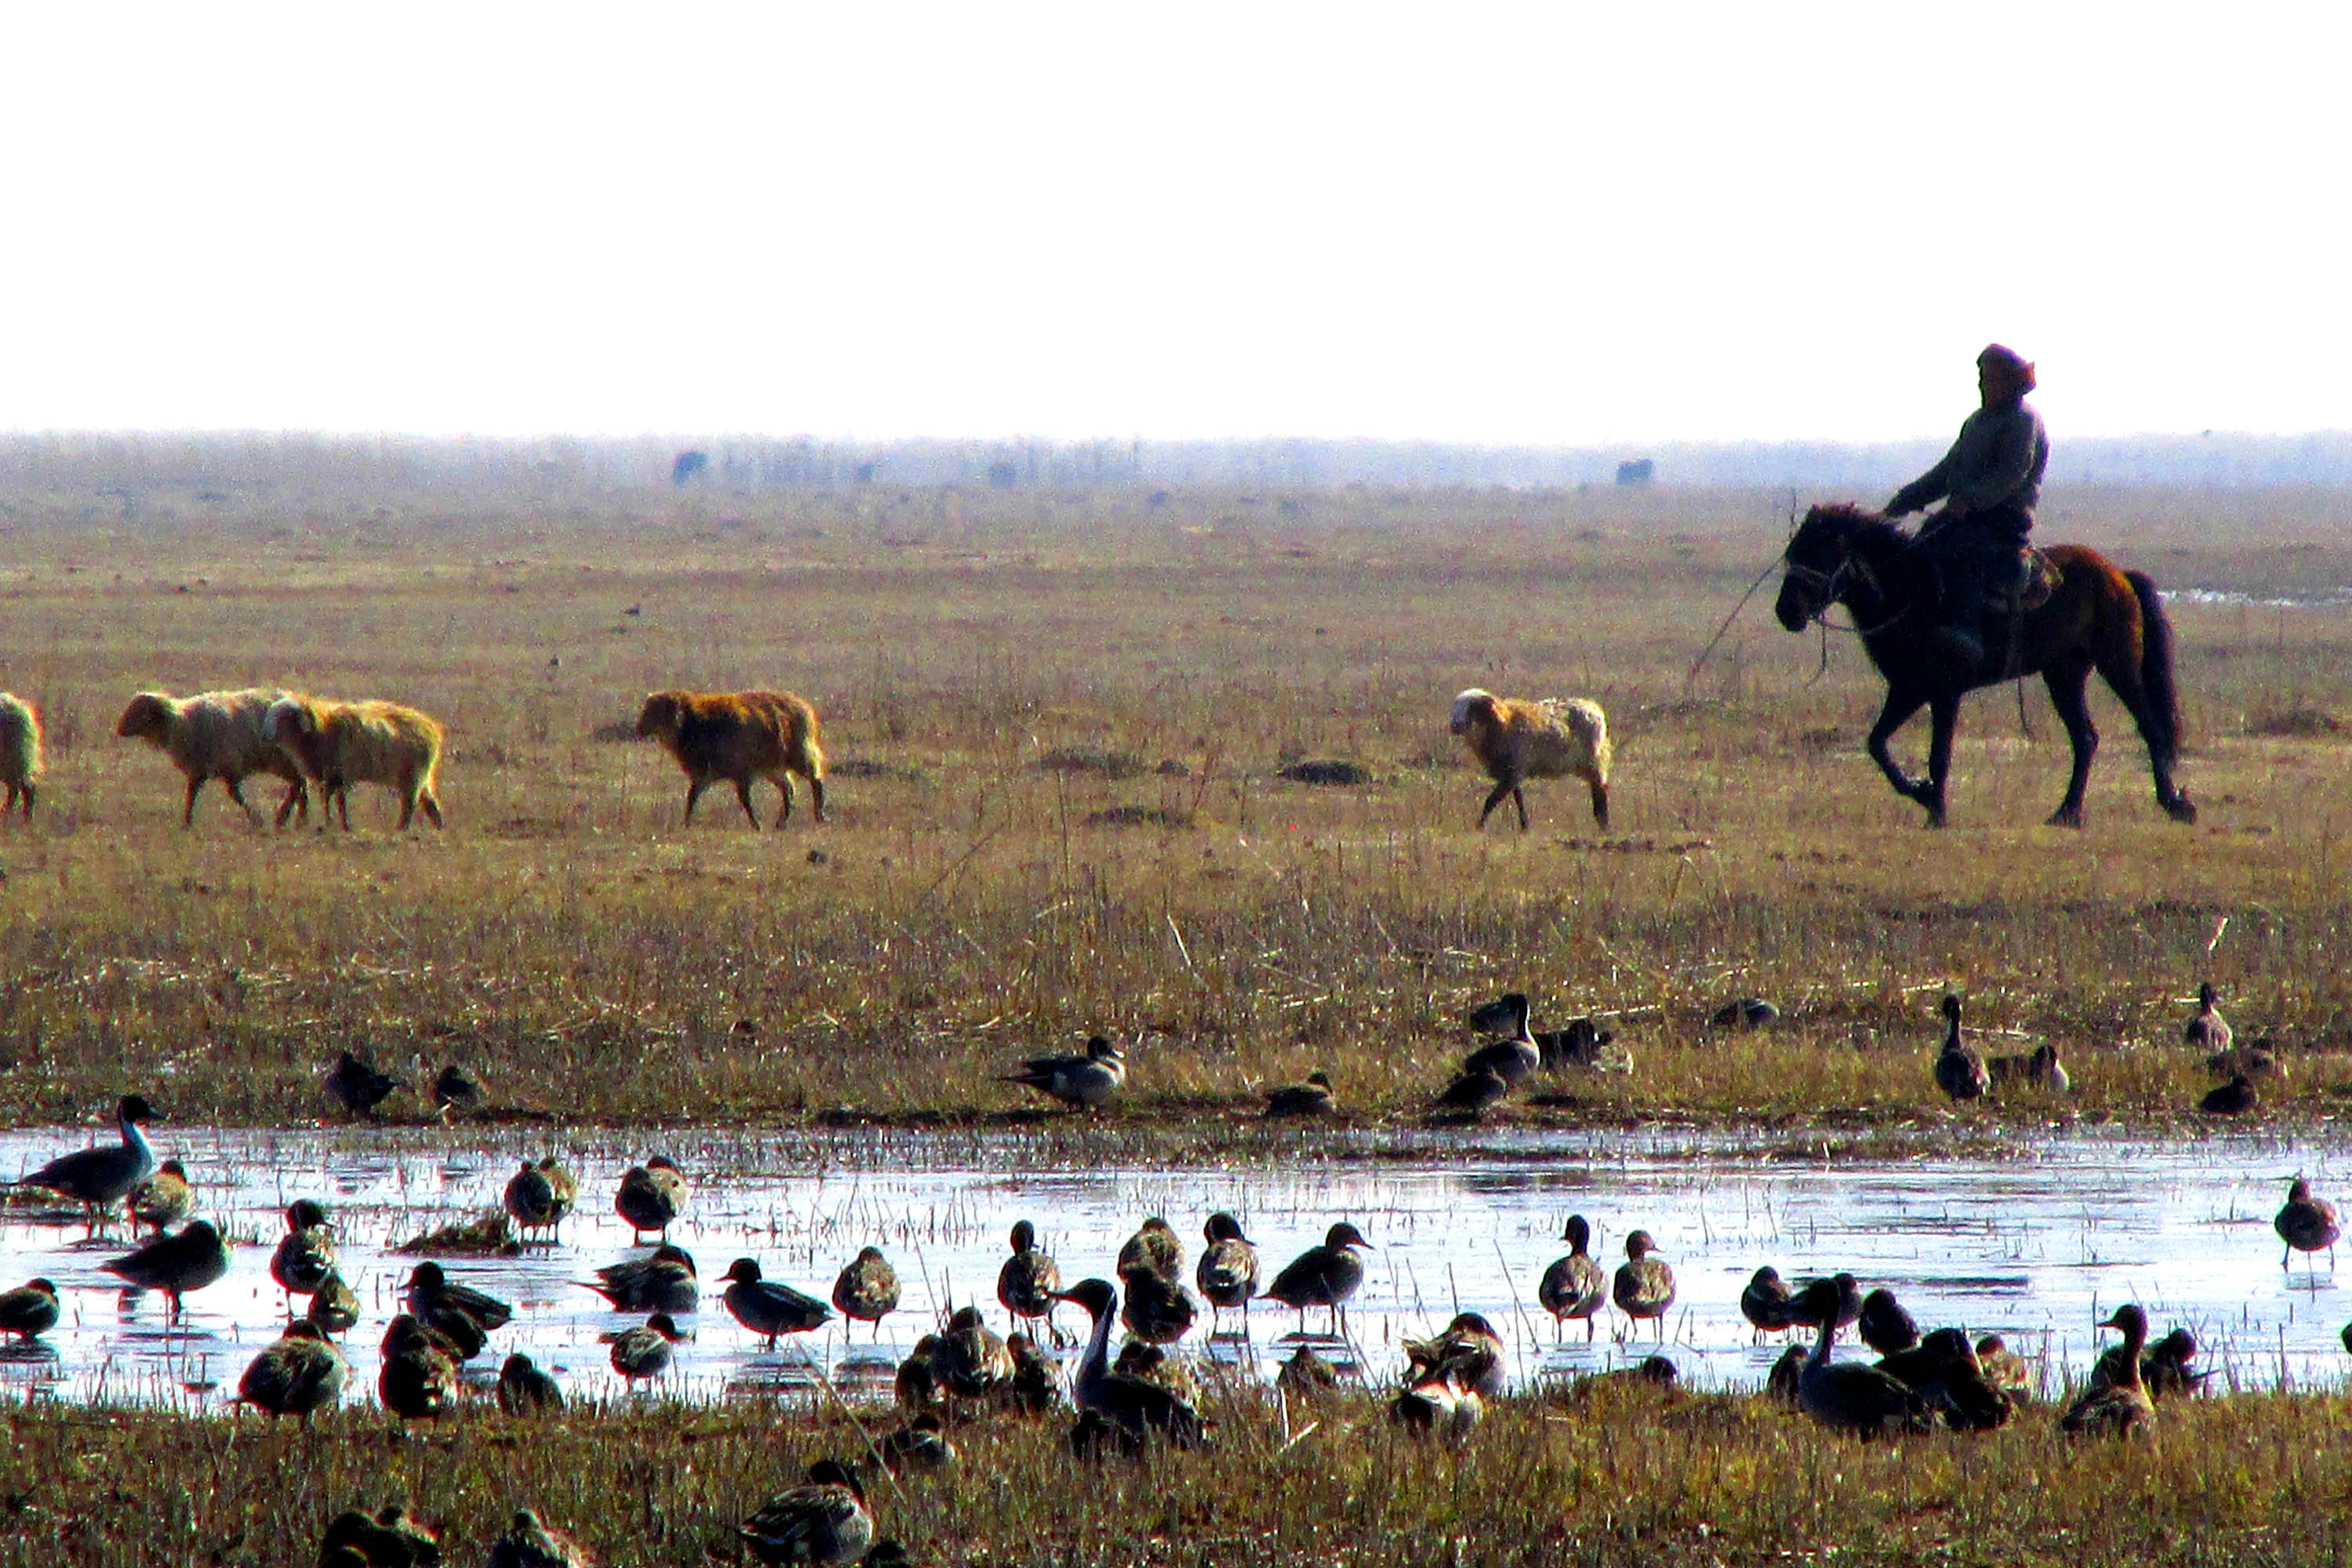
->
[1883, 344, 2047, 667]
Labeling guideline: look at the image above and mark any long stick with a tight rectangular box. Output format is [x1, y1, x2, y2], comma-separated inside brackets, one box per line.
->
[1684, 555, 1782, 694]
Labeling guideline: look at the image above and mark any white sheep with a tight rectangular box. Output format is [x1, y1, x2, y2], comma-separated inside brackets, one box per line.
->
[1448, 688, 1613, 831]
[263, 696, 446, 830]
[0, 694, 42, 821]
[115, 688, 311, 829]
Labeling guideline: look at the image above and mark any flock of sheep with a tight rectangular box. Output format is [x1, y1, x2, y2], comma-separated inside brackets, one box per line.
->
[0, 682, 1611, 835]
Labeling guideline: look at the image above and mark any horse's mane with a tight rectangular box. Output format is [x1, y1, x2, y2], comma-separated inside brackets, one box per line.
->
[1802, 501, 1914, 550]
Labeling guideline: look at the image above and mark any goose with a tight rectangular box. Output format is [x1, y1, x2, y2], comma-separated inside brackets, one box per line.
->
[101, 1218, 230, 1317]
[1858, 1288, 1920, 1355]
[1933, 995, 1989, 1102]
[1459, 992, 1542, 1086]
[996, 1220, 1061, 1338]
[325, 1051, 404, 1119]
[2276, 1177, 2341, 1270]
[13, 1094, 163, 1228]
[430, 1062, 483, 1118]
[615, 1155, 690, 1243]
[928, 1305, 1014, 1401]
[1116, 1217, 1185, 1281]
[2200, 1074, 2257, 1115]
[1406, 1310, 1506, 1398]
[832, 1246, 902, 1338]
[305, 1270, 362, 1336]
[2062, 1305, 2156, 1437]
[1740, 1266, 1796, 1341]
[1001, 1035, 1125, 1109]
[2183, 982, 2231, 1053]
[0, 1279, 59, 1342]
[487, 1508, 590, 1568]
[236, 1320, 347, 1421]
[503, 1155, 578, 1243]
[377, 1314, 460, 1420]
[1265, 1222, 1371, 1336]
[604, 1312, 687, 1384]
[1052, 1277, 1204, 1449]
[720, 1258, 831, 1348]
[269, 1200, 337, 1305]
[1118, 1262, 1196, 1345]
[403, 1261, 514, 1333]
[585, 1243, 699, 1313]
[1612, 1230, 1676, 1341]
[1196, 1212, 1259, 1334]
[1791, 1277, 1929, 1436]
[498, 1351, 566, 1416]
[128, 1159, 194, 1234]
[739, 1460, 874, 1567]
[1538, 1216, 1608, 1340]
[1264, 1071, 1336, 1117]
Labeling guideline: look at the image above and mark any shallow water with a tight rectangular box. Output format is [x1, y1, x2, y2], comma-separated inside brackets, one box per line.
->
[2, 1123, 2345, 1410]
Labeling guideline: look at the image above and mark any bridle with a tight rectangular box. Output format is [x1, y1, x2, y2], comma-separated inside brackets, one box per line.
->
[1782, 540, 1906, 637]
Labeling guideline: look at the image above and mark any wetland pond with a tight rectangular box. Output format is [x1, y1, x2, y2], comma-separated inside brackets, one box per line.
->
[2, 1123, 2345, 1408]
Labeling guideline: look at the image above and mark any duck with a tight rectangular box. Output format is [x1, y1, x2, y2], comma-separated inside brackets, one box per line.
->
[2089, 1324, 2206, 1401]
[2209, 1040, 2287, 1080]
[1791, 1277, 1929, 1436]
[503, 1155, 578, 1243]
[1765, 1342, 1808, 1406]
[1740, 1266, 1796, 1341]
[237, 1320, 347, 1421]
[928, 1305, 1014, 1401]
[497, 1351, 565, 1416]
[585, 1243, 699, 1313]
[269, 1200, 338, 1305]
[0, 1278, 60, 1341]
[1052, 1277, 1204, 1450]
[1001, 1034, 1125, 1109]
[1277, 1343, 1343, 1403]
[128, 1158, 194, 1234]
[1118, 1262, 1197, 1345]
[1264, 1071, 1336, 1117]
[2062, 1304, 2156, 1437]
[1196, 1212, 1259, 1334]
[318, 1506, 440, 1568]
[306, 1269, 362, 1336]
[325, 1051, 404, 1119]
[1711, 997, 1780, 1030]
[430, 1062, 483, 1118]
[1570, 1354, 1681, 1400]
[832, 1246, 902, 1338]
[1433, 1066, 1510, 1116]
[720, 1258, 832, 1348]
[1005, 1332, 1063, 1415]
[1406, 1310, 1506, 1398]
[1538, 1216, 1608, 1340]
[1933, 995, 1990, 1102]
[1112, 1340, 1201, 1406]
[894, 1337, 942, 1418]
[403, 1261, 514, 1334]
[1903, 1329, 2013, 1431]
[2276, 1177, 2341, 1270]
[1389, 1361, 1480, 1442]
[12, 1094, 163, 1228]
[487, 1508, 590, 1568]
[1265, 1222, 1371, 1336]
[996, 1220, 1061, 1338]
[1544, 1016, 1634, 1075]
[1459, 992, 1542, 1086]
[1857, 1288, 1920, 1355]
[1612, 1230, 1676, 1341]
[739, 1460, 873, 1567]
[1974, 1333, 2034, 1402]
[2183, 981, 2232, 1053]
[605, 1312, 688, 1384]
[377, 1314, 460, 1420]
[101, 1217, 230, 1317]
[1116, 1217, 1186, 1281]
[1790, 1272, 1864, 1332]
[2200, 1073, 2257, 1115]
[878, 1412, 956, 1473]
[615, 1155, 690, 1243]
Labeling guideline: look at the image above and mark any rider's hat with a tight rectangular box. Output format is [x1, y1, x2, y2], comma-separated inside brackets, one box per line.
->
[1977, 343, 2037, 392]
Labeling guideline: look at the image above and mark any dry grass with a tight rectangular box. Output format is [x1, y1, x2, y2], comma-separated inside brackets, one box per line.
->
[0, 453, 2346, 1133]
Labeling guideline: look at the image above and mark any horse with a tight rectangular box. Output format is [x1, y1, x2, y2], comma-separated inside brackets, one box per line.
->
[1774, 503, 2196, 829]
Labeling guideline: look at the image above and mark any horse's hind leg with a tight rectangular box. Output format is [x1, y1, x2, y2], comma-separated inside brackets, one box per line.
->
[1865, 689, 1936, 818]
[2093, 642, 2197, 824]
[2042, 658, 2098, 828]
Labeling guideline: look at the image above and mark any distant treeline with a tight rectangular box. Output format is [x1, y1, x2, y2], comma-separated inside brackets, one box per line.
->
[3, 431, 2351, 493]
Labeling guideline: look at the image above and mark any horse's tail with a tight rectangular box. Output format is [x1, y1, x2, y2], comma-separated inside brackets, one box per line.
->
[2126, 570, 2183, 767]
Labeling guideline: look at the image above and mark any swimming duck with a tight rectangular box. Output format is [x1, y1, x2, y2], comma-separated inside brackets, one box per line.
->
[403, 1261, 514, 1334]
[498, 1351, 565, 1416]
[237, 1320, 347, 1421]
[720, 1258, 832, 1348]
[306, 1270, 362, 1336]
[996, 1220, 1062, 1338]
[830, 1246, 902, 1339]
[270, 1200, 338, 1305]
[2183, 982, 2231, 1053]
[1974, 1334, 2034, 1402]
[1406, 1310, 1506, 1398]
[605, 1312, 688, 1384]
[587, 1243, 699, 1314]
[2200, 1074, 2257, 1115]
[1434, 1066, 1510, 1116]
[1858, 1288, 1920, 1355]
[101, 1217, 230, 1317]
[13, 1094, 163, 1228]
[2276, 1177, 2341, 1270]
[377, 1314, 460, 1420]
[1933, 995, 1990, 1102]
[1005, 1332, 1063, 1415]
[1052, 1277, 1205, 1450]
[1001, 1035, 1126, 1109]
[1196, 1212, 1259, 1334]
[879, 1412, 957, 1473]
[128, 1158, 194, 1234]
[1740, 1266, 1796, 1341]
[1538, 1216, 1608, 1340]
[503, 1155, 578, 1243]
[1460, 993, 1542, 1086]
[929, 1305, 1015, 1401]
[325, 1052, 404, 1119]
[1119, 1263, 1197, 1345]
[1791, 1277, 1929, 1436]
[431, 1062, 483, 1118]
[487, 1508, 590, 1568]
[0, 1278, 59, 1341]
[2062, 1304, 2156, 1437]
[1265, 1222, 1371, 1336]
[1711, 997, 1780, 1030]
[1116, 1216, 1186, 1281]
[739, 1460, 873, 1567]
[1612, 1230, 1676, 1341]
[1264, 1071, 1336, 1117]
[616, 1155, 689, 1243]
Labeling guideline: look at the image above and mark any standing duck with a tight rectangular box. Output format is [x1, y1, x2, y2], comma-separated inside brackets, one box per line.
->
[605, 1312, 688, 1385]
[101, 1218, 230, 1317]
[0, 1279, 59, 1342]
[615, 1155, 690, 1243]
[237, 1320, 347, 1421]
[1792, 1277, 1929, 1436]
[430, 1062, 483, 1118]
[1265, 1222, 1371, 1336]
[1612, 1231, 1676, 1342]
[2089, 1324, 2206, 1401]
[1276, 1343, 1343, 1404]
[1001, 1035, 1126, 1109]
[1539, 1216, 1608, 1340]
[377, 1314, 460, 1420]
[2062, 1305, 2157, 1436]
[487, 1508, 590, 1568]
[1052, 1277, 1205, 1449]
[1740, 1266, 1796, 1342]
[739, 1460, 874, 1567]
[1196, 1212, 1259, 1335]
[720, 1258, 831, 1348]
[1934, 995, 1989, 1102]
[2276, 1177, 2341, 1271]
[498, 1351, 565, 1415]
[1858, 1288, 1920, 1356]
[2183, 982, 2232, 1053]
[586, 1243, 699, 1314]
[996, 1220, 1061, 1339]
[1265, 1071, 1336, 1117]
[12, 1094, 163, 1229]
[503, 1155, 578, 1244]
[269, 1200, 337, 1308]
[325, 1051, 404, 1119]
[832, 1246, 902, 1338]
[128, 1159, 194, 1235]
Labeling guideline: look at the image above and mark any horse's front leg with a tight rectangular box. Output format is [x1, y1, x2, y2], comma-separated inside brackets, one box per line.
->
[2043, 657, 2098, 828]
[1865, 689, 1933, 812]
[1921, 694, 1961, 828]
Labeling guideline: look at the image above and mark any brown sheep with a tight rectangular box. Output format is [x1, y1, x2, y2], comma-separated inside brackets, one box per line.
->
[263, 696, 446, 831]
[635, 689, 827, 830]
[115, 688, 311, 829]
[1448, 688, 1612, 831]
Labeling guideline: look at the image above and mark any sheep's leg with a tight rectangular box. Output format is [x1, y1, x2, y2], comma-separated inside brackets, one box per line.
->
[1513, 786, 1531, 832]
[222, 775, 266, 826]
[1585, 775, 1610, 830]
[396, 791, 416, 831]
[732, 779, 761, 828]
[807, 774, 825, 823]
[771, 776, 794, 830]
[1475, 778, 1515, 829]
[418, 792, 444, 830]
[273, 780, 307, 829]
[181, 775, 204, 829]
[682, 778, 708, 824]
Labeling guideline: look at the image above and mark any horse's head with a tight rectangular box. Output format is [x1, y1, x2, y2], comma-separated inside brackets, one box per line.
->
[1774, 502, 1876, 630]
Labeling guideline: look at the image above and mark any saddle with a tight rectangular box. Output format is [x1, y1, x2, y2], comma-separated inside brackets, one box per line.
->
[2014, 547, 2060, 613]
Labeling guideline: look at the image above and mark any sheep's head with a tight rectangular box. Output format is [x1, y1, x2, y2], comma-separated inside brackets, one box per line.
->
[261, 698, 315, 743]
[635, 693, 684, 743]
[115, 693, 174, 742]
[1448, 689, 1497, 736]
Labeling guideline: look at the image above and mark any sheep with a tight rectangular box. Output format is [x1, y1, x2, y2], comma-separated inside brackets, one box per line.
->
[115, 688, 311, 829]
[0, 694, 41, 822]
[263, 696, 446, 831]
[634, 689, 826, 830]
[1448, 688, 1612, 831]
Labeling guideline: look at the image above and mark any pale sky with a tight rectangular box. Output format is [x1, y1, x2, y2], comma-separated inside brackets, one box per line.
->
[3, 5, 2345, 445]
